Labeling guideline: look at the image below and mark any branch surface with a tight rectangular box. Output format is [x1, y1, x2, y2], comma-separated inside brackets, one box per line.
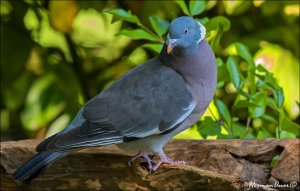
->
[1, 139, 299, 191]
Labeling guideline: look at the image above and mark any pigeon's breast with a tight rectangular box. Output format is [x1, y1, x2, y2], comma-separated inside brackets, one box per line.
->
[172, 40, 217, 115]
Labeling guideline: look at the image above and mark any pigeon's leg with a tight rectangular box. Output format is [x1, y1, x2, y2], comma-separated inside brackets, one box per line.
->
[152, 150, 186, 171]
[128, 151, 153, 169]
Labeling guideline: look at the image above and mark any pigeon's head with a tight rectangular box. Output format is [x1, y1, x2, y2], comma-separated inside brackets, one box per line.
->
[166, 16, 206, 55]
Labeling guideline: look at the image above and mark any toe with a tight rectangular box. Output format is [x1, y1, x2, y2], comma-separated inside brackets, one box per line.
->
[128, 151, 154, 170]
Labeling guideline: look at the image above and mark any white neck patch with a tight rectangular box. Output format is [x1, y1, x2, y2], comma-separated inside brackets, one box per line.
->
[197, 21, 206, 44]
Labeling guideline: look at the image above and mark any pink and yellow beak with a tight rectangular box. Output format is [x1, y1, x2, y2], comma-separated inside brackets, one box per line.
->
[167, 43, 176, 54]
[166, 36, 177, 54]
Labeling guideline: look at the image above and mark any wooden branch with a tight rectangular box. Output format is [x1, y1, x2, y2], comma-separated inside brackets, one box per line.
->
[1, 139, 299, 191]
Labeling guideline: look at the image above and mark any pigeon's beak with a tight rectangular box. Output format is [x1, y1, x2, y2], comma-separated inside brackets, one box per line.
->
[166, 35, 177, 54]
[167, 43, 176, 54]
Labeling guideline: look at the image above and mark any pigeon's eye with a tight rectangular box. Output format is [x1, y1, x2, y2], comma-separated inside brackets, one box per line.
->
[184, 29, 188, 34]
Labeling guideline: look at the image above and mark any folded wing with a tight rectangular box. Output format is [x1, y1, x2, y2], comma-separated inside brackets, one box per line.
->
[37, 59, 195, 151]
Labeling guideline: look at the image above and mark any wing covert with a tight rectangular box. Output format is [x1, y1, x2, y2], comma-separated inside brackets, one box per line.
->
[83, 60, 195, 138]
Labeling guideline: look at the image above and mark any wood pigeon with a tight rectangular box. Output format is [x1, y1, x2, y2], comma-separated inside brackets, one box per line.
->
[13, 16, 217, 184]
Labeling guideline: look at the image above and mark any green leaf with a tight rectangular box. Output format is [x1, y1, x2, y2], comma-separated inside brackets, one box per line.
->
[273, 87, 284, 108]
[235, 42, 254, 66]
[21, 74, 66, 131]
[235, 42, 256, 94]
[281, 117, 300, 136]
[217, 133, 239, 139]
[243, 133, 256, 139]
[189, 0, 205, 16]
[198, 117, 221, 138]
[266, 97, 278, 110]
[280, 130, 297, 138]
[233, 100, 259, 110]
[265, 75, 279, 89]
[205, 16, 230, 32]
[210, 24, 223, 51]
[222, 1, 251, 15]
[249, 92, 267, 118]
[237, 125, 255, 139]
[261, 114, 278, 124]
[216, 81, 225, 88]
[256, 64, 270, 74]
[256, 65, 281, 91]
[105, 9, 139, 24]
[206, 16, 230, 51]
[215, 99, 232, 129]
[232, 122, 248, 137]
[217, 64, 231, 83]
[256, 78, 273, 90]
[257, 127, 273, 138]
[226, 56, 242, 90]
[196, 17, 209, 25]
[149, 16, 169, 36]
[216, 57, 224, 67]
[254, 43, 299, 119]
[116, 29, 158, 41]
[142, 43, 163, 53]
[175, 0, 190, 15]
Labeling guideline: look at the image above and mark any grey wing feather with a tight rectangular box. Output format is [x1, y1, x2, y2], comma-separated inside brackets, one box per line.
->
[38, 58, 195, 151]
[83, 59, 195, 137]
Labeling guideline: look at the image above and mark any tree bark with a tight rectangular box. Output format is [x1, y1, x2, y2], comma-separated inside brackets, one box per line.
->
[1, 139, 299, 191]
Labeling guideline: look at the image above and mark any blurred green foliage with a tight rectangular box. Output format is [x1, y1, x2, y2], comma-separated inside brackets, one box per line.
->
[1, 0, 299, 141]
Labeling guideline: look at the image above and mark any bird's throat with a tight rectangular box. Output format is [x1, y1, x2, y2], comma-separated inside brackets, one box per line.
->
[160, 40, 217, 86]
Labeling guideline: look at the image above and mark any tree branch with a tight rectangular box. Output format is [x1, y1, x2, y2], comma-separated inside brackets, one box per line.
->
[1, 139, 299, 190]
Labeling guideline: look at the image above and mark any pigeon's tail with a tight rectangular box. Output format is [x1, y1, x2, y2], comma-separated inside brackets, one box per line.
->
[13, 151, 64, 184]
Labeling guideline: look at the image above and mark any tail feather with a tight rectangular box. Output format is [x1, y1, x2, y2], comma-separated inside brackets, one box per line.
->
[13, 151, 64, 184]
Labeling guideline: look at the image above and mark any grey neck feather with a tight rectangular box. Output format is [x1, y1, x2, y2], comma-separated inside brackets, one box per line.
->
[159, 40, 217, 86]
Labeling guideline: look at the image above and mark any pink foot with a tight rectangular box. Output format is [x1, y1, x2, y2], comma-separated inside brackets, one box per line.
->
[128, 151, 153, 169]
[128, 150, 186, 172]
[152, 151, 186, 171]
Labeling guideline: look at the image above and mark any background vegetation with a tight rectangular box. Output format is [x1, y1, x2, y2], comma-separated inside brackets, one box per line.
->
[1, 0, 299, 141]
